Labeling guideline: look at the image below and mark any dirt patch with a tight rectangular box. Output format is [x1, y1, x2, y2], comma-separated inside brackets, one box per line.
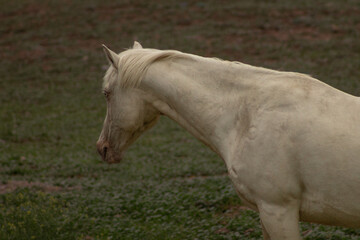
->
[0, 180, 81, 194]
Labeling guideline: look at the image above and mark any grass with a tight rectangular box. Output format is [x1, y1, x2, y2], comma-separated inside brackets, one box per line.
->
[0, 0, 360, 239]
[0, 189, 90, 240]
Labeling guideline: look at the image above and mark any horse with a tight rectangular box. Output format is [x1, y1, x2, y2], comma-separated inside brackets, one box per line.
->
[96, 41, 360, 239]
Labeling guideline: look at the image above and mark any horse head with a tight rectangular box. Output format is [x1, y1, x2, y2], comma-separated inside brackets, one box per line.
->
[96, 42, 160, 163]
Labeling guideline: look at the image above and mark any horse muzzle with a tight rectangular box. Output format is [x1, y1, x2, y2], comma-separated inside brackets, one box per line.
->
[96, 141, 122, 164]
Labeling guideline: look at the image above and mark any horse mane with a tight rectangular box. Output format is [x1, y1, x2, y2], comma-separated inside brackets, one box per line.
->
[104, 48, 185, 89]
[104, 47, 310, 91]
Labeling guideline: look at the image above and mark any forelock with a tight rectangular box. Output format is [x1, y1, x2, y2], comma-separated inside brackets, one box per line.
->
[103, 65, 117, 91]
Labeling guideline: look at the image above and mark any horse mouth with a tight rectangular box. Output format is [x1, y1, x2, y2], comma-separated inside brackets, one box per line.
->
[105, 156, 122, 164]
[103, 150, 123, 164]
[96, 141, 123, 164]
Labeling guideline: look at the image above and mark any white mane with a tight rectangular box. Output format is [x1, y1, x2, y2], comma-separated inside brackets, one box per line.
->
[103, 48, 310, 91]
[104, 48, 185, 89]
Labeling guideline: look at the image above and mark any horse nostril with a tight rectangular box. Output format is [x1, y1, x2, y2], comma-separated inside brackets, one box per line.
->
[103, 146, 108, 159]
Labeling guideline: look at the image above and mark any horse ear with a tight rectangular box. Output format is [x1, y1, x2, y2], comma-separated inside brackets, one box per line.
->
[102, 44, 119, 70]
[133, 41, 143, 49]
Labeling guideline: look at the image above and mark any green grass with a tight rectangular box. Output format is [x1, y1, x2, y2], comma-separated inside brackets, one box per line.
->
[0, 189, 90, 240]
[1, 0, 360, 239]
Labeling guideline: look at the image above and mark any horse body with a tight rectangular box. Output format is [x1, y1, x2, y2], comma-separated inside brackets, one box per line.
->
[97, 42, 360, 239]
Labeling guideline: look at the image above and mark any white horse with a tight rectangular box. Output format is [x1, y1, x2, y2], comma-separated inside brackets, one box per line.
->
[96, 41, 360, 239]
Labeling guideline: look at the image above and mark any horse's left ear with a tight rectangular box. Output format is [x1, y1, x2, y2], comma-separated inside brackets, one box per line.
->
[102, 44, 119, 70]
[133, 41, 143, 49]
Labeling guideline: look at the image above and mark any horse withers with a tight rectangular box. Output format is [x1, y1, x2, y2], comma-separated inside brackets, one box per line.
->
[96, 41, 360, 239]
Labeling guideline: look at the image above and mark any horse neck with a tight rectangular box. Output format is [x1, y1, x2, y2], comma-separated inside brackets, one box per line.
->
[140, 56, 259, 159]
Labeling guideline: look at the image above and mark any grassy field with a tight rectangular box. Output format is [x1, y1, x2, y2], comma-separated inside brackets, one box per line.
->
[1, 0, 360, 239]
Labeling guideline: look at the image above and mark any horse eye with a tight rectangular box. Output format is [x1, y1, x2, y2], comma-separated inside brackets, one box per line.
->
[103, 90, 110, 98]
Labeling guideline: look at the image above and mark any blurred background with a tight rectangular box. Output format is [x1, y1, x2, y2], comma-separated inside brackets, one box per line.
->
[1, 0, 359, 239]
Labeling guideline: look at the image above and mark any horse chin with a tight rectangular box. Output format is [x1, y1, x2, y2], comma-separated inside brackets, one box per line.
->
[104, 150, 123, 164]
[106, 157, 122, 164]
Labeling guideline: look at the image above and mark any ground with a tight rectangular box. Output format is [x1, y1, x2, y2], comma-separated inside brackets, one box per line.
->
[0, 0, 360, 239]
